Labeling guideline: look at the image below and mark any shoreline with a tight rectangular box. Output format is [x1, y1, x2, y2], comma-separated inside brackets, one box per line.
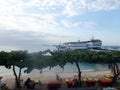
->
[1, 69, 111, 89]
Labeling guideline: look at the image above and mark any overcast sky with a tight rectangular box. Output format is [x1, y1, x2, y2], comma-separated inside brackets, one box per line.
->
[0, 0, 120, 52]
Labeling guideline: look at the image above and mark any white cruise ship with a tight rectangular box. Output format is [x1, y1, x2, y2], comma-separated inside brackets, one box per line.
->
[56, 39, 102, 51]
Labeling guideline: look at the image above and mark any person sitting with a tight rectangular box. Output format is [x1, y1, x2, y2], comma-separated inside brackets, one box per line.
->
[24, 78, 35, 89]
[72, 78, 79, 88]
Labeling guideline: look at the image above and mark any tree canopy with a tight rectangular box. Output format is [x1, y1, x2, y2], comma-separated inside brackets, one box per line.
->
[1, 50, 120, 87]
[1, 50, 120, 73]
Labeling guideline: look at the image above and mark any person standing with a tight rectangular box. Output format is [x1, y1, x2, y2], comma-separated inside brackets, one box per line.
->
[0, 77, 5, 89]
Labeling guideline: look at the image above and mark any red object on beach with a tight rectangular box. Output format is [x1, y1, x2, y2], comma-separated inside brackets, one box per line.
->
[99, 79, 112, 86]
[66, 80, 73, 88]
[86, 80, 95, 87]
[47, 81, 61, 90]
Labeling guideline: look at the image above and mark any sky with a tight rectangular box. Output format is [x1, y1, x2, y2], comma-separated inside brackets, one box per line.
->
[0, 0, 120, 52]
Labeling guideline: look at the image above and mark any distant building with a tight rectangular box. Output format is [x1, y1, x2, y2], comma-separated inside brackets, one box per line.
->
[56, 39, 102, 51]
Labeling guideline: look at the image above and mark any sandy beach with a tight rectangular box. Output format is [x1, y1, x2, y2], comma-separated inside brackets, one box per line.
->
[1, 70, 111, 89]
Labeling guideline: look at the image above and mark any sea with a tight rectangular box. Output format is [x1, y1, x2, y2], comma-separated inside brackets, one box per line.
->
[1, 45, 120, 76]
[0, 62, 119, 76]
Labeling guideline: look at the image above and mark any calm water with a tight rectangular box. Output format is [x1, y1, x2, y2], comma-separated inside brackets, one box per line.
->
[42, 62, 109, 73]
[0, 62, 113, 75]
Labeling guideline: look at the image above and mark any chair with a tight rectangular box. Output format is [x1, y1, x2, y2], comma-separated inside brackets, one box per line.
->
[99, 78, 112, 87]
[66, 79, 73, 88]
[86, 78, 95, 87]
[47, 81, 61, 90]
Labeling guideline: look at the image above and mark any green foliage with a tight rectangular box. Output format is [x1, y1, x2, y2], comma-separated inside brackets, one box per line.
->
[0, 51, 11, 68]
[50, 50, 120, 66]
[10, 50, 28, 67]
[1, 50, 120, 73]
[0, 50, 28, 69]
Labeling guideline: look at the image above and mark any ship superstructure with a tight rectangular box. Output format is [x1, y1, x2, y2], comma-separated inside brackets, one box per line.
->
[56, 39, 102, 51]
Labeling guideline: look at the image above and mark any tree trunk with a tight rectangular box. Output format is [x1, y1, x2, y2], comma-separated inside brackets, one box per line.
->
[13, 65, 18, 81]
[18, 67, 22, 81]
[112, 63, 119, 85]
[12, 65, 21, 88]
[75, 62, 81, 86]
[18, 67, 22, 87]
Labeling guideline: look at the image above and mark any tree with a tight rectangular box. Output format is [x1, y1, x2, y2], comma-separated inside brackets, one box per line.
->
[1, 49, 120, 88]
[0, 50, 54, 88]
[10, 50, 28, 88]
[50, 50, 89, 86]
[50, 50, 120, 86]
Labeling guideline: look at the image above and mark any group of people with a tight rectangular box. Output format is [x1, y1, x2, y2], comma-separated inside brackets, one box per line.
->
[24, 78, 35, 89]
[66, 75, 79, 88]
[72, 78, 79, 88]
